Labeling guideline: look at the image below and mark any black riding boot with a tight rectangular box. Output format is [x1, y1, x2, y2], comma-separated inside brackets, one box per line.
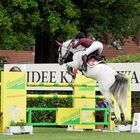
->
[82, 54, 88, 72]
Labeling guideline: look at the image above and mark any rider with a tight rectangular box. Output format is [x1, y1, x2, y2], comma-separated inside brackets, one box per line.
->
[72, 32, 103, 72]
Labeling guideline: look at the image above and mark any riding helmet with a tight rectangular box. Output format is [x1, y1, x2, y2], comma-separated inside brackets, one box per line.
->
[75, 32, 86, 39]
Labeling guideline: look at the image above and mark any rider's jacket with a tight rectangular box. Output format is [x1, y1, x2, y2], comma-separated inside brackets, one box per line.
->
[72, 38, 93, 48]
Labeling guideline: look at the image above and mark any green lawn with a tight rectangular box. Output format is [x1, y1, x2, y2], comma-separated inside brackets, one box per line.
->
[1, 127, 140, 140]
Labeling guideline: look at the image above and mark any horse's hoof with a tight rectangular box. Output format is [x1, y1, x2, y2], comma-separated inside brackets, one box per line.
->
[122, 120, 128, 126]
[114, 119, 118, 125]
[111, 115, 117, 121]
[72, 74, 76, 79]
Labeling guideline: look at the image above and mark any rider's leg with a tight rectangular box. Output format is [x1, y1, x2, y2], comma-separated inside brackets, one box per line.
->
[83, 41, 103, 56]
[82, 41, 103, 72]
[82, 54, 88, 72]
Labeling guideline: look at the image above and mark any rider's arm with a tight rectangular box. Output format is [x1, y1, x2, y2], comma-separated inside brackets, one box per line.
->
[72, 39, 83, 48]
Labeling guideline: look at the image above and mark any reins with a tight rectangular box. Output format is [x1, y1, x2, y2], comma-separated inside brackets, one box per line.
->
[59, 40, 73, 64]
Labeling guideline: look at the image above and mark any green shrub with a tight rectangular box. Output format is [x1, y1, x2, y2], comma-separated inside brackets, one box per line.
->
[27, 92, 72, 124]
[107, 54, 140, 63]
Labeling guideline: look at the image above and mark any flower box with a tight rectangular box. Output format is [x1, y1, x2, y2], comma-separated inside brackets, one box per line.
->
[95, 125, 104, 130]
[6, 126, 33, 135]
[115, 124, 132, 132]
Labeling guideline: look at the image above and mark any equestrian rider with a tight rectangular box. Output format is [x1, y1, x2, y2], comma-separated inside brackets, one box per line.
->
[72, 32, 103, 72]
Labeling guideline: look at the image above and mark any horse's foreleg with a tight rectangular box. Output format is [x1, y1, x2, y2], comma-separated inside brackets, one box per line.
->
[66, 61, 80, 79]
[66, 65, 76, 79]
[67, 60, 80, 69]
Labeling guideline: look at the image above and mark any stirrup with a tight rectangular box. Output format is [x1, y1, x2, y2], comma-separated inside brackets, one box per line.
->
[82, 66, 87, 72]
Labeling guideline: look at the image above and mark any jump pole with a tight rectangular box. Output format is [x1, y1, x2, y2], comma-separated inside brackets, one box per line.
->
[27, 82, 97, 87]
[27, 94, 104, 99]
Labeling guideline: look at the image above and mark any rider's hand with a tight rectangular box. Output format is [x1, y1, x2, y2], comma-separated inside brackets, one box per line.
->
[71, 39, 79, 48]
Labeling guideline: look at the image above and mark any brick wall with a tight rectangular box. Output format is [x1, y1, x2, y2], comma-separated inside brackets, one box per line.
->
[103, 36, 140, 58]
[0, 50, 34, 64]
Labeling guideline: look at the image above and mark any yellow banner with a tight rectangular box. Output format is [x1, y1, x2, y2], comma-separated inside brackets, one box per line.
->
[73, 74, 96, 129]
[56, 108, 80, 125]
[0, 72, 26, 132]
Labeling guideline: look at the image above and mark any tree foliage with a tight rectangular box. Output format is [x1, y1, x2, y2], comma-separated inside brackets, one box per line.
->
[0, 0, 140, 62]
[72, 0, 140, 39]
[0, 0, 38, 50]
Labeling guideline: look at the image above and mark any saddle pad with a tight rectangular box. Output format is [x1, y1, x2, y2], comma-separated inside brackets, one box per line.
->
[87, 58, 99, 67]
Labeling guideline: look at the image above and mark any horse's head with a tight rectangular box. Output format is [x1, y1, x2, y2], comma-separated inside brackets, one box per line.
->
[56, 39, 72, 65]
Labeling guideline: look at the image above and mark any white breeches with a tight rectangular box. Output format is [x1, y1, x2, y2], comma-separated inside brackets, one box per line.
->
[83, 41, 103, 55]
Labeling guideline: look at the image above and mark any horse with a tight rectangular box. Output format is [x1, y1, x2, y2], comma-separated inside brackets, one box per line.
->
[56, 39, 128, 125]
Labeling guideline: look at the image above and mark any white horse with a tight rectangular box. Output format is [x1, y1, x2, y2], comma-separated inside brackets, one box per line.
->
[57, 39, 128, 124]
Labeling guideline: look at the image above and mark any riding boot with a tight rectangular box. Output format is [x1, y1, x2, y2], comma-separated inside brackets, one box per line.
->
[82, 54, 88, 72]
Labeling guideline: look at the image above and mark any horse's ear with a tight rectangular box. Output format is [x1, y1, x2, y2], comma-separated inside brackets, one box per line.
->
[55, 40, 62, 46]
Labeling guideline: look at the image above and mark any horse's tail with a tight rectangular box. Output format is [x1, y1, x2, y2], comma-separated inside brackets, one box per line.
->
[110, 73, 128, 111]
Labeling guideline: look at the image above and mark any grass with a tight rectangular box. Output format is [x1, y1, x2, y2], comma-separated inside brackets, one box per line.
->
[1, 127, 140, 140]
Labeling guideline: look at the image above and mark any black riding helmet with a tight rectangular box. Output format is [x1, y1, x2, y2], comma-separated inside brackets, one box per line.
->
[75, 32, 86, 39]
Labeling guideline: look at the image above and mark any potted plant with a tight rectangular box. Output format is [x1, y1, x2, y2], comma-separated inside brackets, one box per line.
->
[114, 120, 132, 132]
[6, 120, 33, 135]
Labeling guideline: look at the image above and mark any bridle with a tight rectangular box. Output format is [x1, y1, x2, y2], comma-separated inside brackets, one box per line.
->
[58, 40, 73, 65]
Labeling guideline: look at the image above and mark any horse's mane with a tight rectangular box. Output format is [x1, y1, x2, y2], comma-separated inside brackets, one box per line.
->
[62, 39, 72, 48]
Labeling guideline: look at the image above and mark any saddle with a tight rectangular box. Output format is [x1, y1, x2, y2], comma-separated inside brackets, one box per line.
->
[87, 51, 106, 67]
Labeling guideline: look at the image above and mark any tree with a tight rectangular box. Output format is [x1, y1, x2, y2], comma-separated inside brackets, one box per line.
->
[34, 0, 80, 63]
[0, 0, 140, 63]
[0, 0, 80, 62]
[72, 0, 140, 40]
[0, 0, 36, 50]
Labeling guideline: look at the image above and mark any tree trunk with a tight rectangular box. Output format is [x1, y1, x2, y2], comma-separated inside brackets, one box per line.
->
[35, 32, 58, 63]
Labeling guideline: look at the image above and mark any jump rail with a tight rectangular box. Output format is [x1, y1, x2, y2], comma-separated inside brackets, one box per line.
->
[27, 94, 104, 99]
[27, 82, 98, 87]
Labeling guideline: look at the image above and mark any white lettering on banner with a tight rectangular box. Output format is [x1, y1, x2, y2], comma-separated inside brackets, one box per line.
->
[4, 63, 140, 91]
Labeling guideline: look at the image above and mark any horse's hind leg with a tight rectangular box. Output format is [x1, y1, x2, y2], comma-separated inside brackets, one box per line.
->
[119, 105, 127, 125]
[101, 90, 118, 124]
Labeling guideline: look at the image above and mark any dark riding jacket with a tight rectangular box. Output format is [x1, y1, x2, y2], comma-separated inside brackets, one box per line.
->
[72, 38, 93, 48]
